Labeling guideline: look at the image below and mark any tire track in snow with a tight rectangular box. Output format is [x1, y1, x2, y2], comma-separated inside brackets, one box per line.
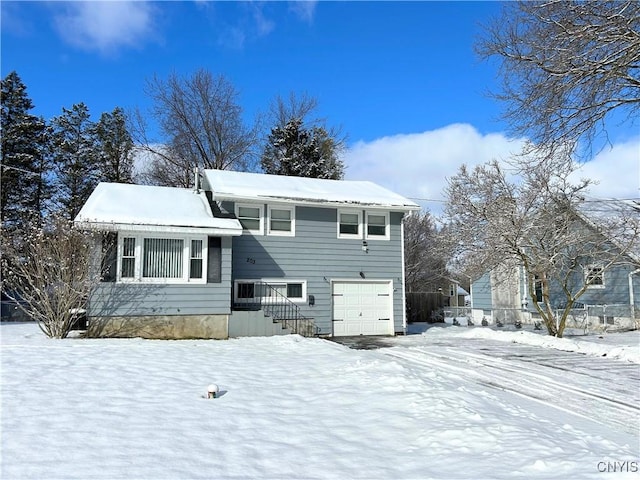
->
[382, 346, 640, 436]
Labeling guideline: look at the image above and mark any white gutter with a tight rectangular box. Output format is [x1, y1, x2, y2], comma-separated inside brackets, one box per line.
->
[74, 221, 243, 236]
[211, 194, 421, 212]
[400, 212, 409, 335]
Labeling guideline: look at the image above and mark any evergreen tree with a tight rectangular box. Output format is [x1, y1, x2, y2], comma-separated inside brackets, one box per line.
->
[95, 107, 135, 183]
[261, 118, 344, 179]
[50, 103, 100, 220]
[0, 71, 51, 227]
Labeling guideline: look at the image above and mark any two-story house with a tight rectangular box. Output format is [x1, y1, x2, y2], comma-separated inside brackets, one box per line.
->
[74, 170, 420, 339]
[469, 199, 640, 331]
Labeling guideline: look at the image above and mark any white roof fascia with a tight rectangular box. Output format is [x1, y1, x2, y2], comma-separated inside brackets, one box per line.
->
[212, 193, 420, 211]
[75, 221, 242, 236]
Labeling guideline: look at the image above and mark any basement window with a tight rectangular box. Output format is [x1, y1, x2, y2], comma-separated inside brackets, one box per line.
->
[234, 279, 307, 304]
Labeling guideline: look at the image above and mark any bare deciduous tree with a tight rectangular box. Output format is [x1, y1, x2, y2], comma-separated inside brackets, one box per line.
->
[444, 155, 639, 337]
[1, 216, 106, 339]
[134, 69, 261, 186]
[269, 91, 320, 131]
[404, 210, 449, 293]
[478, 0, 640, 158]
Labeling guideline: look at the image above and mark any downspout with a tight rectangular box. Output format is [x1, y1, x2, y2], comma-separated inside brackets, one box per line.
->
[521, 265, 528, 310]
[629, 268, 640, 320]
[400, 212, 408, 335]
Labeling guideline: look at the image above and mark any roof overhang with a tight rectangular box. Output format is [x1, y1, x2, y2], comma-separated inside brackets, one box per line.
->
[211, 193, 422, 212]
[75, 221, 242, 236]
[203, 170, 422, 212]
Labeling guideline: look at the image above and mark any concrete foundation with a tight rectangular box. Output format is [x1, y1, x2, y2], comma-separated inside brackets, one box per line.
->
[86, 314, 229, 339]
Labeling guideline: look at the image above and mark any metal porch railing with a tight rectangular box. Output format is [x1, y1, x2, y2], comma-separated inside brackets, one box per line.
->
[233, 281, 317, 337]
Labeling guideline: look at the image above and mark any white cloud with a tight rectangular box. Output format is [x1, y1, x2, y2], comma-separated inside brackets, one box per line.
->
[251, 3, 275, 36]
[343, 124, 640, 216]
[53, 2, 156, 55]
[574, 138, 640, 200]
[343, 124, 525, 214]
[288, 1, 317, 23]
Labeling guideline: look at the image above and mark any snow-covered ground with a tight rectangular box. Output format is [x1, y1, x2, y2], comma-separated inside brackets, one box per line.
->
[2, 322, 639, 479]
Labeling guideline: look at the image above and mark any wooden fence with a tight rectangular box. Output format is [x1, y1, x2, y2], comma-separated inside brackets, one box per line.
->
[406, 292, 446, 323]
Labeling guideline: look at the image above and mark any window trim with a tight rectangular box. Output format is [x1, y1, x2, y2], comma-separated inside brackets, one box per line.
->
[267, 205, 295, 237]
[235, 203, 264, 235]
[234, 279, 307, 304]
[585, 264, 605, 289]
[337, 209, 363, 239]
[116, 233, 208, 284]
[365, 211, 390, 240]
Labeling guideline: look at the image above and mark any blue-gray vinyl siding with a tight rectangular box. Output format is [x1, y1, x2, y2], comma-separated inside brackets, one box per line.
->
[226, 202, 407, 335]
[471, 272, 492, 311]
[88, 237, 233, 317]
[473, 263, 639, 313]
[551, 263, 639, 308]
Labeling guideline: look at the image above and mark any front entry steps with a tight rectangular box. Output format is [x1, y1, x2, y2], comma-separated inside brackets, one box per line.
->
[228, 310, 291, 337]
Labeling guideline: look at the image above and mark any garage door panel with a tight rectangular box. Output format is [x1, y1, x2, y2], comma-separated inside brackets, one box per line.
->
[332, 281, 393, 336]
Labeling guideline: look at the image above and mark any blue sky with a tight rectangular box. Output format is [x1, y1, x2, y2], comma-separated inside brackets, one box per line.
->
[2, 1, 638, 212]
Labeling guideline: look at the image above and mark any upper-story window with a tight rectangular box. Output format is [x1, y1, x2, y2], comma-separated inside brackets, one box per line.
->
[585, 264, 605, 288]
[365, 212, 389, 240]
[268, 206, 295, 236]
[236, 204, 263, 234]
[338, 210, 362, 239]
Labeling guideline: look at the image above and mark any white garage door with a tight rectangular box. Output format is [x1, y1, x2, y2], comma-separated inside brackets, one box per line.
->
[332, 281, 393, 336]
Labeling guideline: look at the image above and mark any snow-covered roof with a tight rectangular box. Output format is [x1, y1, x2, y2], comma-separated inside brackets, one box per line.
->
[74, 183, 243, 235]
[203, 170, 420, 210]
[577, 197, 640, 262]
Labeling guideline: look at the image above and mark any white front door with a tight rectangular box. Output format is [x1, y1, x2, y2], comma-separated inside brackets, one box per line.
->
[332, 281, 393, 336]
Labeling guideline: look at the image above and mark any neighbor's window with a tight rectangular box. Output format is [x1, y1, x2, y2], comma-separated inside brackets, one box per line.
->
[236, 204, 263, 233]
[365, 212, 389, 240]
[268, 206, 294, 236]
[585, 265, 604, 288]
[599, 315, 615, 326]
[338, 210, 362, 238]
[534, 276, 543, 302]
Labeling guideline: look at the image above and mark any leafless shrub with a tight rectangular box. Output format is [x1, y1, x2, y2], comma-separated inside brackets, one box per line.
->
[1, 216, 105, 338]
